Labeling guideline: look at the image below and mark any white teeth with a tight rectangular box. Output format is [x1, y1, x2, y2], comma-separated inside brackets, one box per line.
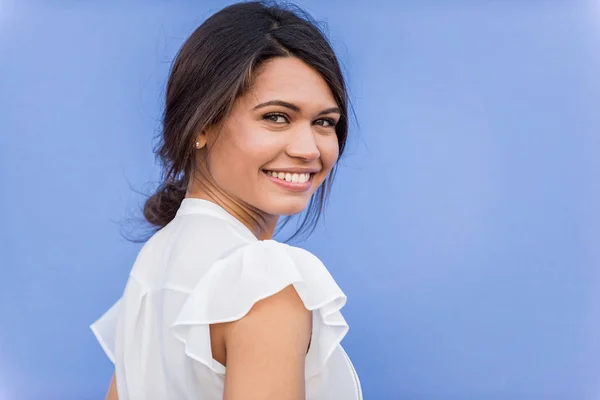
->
[266, 170, 311, 183]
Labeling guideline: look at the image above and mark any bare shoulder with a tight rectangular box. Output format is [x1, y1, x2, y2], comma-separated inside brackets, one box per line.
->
[216, 284, 312, 400]
[228, 284, 311, 342]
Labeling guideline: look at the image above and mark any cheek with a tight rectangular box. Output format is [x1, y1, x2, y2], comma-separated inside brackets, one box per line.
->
[318, 135, 340, 172]
[209, 135, 251, 180]
[230, 126, 283, 168]
[208, 125, 278, 184]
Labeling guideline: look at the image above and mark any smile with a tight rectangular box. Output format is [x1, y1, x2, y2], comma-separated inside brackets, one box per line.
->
[264, 170, 311, 183]
[262, 170, 315, 192]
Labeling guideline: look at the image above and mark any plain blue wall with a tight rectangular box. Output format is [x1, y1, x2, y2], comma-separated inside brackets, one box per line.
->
[1, 1, 599, 398]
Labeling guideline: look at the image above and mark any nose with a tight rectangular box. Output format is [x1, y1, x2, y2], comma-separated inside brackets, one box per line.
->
[286, 123, 320, 161]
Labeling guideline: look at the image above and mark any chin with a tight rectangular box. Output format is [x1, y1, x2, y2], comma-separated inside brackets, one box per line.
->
[262, 196, 311, 217]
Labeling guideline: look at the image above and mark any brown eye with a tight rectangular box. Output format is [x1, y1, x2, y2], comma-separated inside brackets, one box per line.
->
[314, 118, 337, 128]
[263, 113, 289, 123]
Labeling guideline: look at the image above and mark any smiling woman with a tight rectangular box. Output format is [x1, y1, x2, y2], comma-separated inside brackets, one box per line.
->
[90, 1, 361, 400]
[187, 56, 342, 228]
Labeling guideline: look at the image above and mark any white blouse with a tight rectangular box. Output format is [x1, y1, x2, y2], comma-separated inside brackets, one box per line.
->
[91, 198, 362, 400]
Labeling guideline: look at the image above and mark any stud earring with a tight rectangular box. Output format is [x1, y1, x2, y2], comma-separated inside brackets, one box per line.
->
[195, 141, 201, 149]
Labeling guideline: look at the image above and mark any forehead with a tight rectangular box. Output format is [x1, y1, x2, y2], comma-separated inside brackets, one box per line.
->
[245, 57, 336, 106]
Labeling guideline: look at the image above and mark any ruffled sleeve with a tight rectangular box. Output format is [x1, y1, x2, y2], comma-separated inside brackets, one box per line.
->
[171, 240, 349, 378]
[90, 298, 122, 364]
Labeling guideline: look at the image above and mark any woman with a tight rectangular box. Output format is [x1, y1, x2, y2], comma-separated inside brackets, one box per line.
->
[91, 2, 362, 399]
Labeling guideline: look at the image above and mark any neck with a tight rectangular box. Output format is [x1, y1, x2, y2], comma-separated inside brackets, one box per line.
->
[186, 174, 278, 241]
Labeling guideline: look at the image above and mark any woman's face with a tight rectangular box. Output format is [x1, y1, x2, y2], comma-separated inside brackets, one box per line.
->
[196, 56, 341, 219]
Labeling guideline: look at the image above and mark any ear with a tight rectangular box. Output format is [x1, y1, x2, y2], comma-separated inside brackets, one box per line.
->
[194, 132, 207, 150]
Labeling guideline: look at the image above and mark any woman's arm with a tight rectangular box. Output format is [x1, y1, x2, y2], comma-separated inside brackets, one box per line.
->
[221, 284, 312, 400]
[105, 373, 118, 400]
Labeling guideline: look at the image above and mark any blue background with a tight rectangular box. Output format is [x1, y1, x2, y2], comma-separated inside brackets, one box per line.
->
[1, 0, 599, 398]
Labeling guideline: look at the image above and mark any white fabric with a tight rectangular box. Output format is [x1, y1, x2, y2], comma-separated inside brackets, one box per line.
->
[90, 198, 362, 400]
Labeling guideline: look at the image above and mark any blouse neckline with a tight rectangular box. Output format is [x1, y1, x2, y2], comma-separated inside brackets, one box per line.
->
[176, 197, 258, 242]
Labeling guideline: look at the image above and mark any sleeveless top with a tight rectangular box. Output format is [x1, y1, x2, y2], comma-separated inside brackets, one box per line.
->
[90, 198, 362, 399]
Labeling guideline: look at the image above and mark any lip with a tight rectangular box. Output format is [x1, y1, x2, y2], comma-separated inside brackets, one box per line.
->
[263, 168, 321, 174]
[262, 170, 314, 192]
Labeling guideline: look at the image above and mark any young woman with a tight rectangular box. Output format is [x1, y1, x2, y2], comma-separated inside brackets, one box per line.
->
[91, 2, 362, 399]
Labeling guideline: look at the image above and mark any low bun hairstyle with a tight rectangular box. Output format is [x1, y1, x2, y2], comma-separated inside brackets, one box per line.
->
[144, 180, 187, 228]
[143, 1, 350, 239]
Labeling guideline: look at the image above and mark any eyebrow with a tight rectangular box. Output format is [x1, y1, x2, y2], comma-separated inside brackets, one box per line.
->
[252, 100, 341, 117]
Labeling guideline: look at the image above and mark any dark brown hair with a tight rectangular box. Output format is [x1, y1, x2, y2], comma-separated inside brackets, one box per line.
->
[143, 1, 350, 240]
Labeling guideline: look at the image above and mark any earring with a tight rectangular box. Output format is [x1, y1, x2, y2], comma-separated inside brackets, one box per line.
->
[195, 141, 201, 149]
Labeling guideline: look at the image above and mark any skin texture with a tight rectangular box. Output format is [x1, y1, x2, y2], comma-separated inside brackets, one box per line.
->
[105, 56, 340, 400]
